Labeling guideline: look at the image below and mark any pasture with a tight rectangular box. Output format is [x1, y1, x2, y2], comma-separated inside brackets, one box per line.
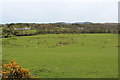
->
[2, 34, 118, 78]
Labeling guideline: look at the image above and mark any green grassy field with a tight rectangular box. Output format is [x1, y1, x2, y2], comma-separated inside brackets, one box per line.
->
[2, 34, 118, 78]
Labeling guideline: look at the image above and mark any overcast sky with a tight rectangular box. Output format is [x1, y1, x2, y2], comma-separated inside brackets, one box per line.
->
[0, 0, 119, 24]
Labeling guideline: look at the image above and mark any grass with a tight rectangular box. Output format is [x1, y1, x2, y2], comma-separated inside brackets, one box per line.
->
[2, 34, 118, 78]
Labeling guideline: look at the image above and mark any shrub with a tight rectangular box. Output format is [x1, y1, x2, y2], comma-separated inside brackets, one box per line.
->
[2, 60, 31, 79]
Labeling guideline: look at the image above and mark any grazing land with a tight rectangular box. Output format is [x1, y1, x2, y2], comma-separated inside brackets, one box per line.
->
[2, 34, 118, 78]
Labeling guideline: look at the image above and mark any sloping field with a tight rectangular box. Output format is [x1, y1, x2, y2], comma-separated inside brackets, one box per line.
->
[2, 34, 118, 78]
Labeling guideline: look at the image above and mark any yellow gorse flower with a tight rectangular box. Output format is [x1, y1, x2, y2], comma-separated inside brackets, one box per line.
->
[2, 60, 31, 78]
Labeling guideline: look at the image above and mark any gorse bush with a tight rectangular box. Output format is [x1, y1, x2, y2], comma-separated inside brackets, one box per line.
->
[2, 60, 31, 79]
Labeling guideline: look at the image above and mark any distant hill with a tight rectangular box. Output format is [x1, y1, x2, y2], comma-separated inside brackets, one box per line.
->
[75, 22, 93, 24]
[54, 22, 93, 24]
[55, 22, 67, 24]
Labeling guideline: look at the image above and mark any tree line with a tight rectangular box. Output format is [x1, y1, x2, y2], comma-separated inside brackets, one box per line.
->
[1, 23, 118, 37]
